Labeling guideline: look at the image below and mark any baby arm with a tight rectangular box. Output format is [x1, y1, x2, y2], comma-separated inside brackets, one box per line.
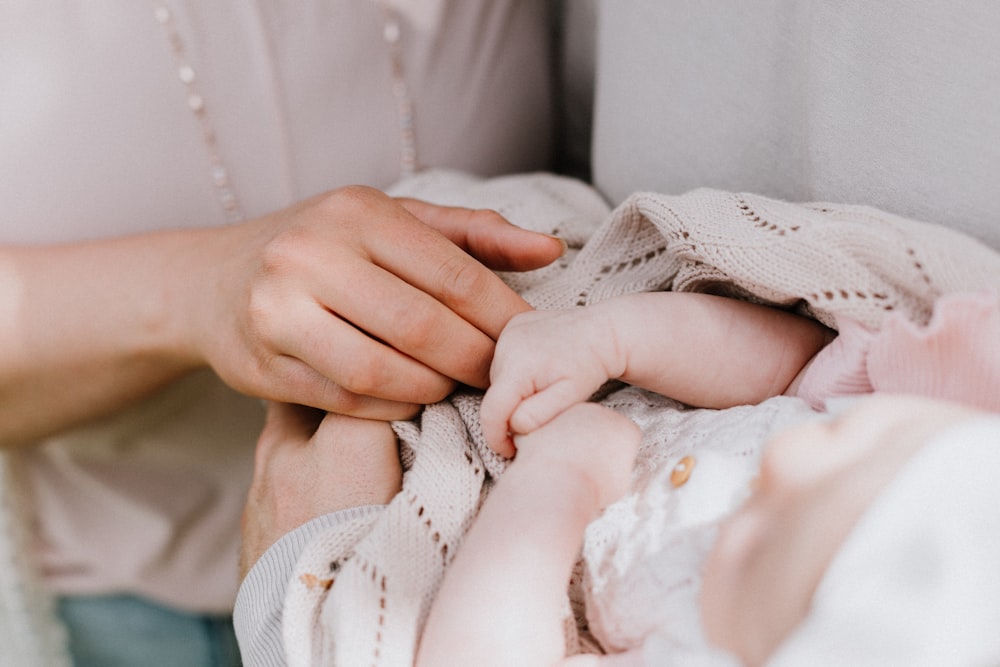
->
[482, 291, 832, 455]
[416, 403, 643, 667]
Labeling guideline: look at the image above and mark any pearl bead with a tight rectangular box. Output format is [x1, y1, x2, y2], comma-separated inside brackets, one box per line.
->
[383, 21, 401, 44]
[155, 0, 418, 223]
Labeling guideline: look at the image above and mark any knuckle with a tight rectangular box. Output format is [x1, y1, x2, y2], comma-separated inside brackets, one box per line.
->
[335, 353, 385, 398]
[336, 183, 381, 203]
[320, 185, 384, 218]
[511, 403, 544, 434]
[259, 227, 308, 276]
[390, 300, 439, 349]
[244, 285, 270, 323]
[467, 207, 507, 228]
[434, 254, 491, 306]
[255, 351, 289, 392]
[244, 289, 280, 345]
[419, 379, 454, 405]
[320, 382, 365, 414]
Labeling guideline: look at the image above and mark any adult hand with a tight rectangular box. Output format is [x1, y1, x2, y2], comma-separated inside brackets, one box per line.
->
[188, 186, 565, 420]
[239, 402, 402, 580]
[0, 186, 562, 446]
[480, 306, 620, 457]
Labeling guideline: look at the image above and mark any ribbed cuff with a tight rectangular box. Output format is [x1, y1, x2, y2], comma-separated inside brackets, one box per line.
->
[233, 505, 385, 667]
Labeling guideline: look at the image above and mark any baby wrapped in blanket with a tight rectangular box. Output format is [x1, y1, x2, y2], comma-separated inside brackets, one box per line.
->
[242, 170, 1000, 666]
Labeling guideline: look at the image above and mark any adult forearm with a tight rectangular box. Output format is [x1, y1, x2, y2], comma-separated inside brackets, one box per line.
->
[0, 189, 567, 445]
[0, 229, 216, 446]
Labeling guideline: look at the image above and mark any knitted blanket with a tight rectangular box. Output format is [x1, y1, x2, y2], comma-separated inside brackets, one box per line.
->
[281, 170, 1000, 666]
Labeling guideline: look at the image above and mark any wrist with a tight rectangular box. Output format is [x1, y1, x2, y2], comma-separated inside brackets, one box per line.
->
[507, 444, 605, 518]
[161, 222, 255, 370]
[589, 297, 634, 381]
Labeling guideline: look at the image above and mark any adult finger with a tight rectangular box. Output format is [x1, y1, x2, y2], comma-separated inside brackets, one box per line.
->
[362, 214, 533, 342]
[398, 198, 566, 272]
[307, 256, 498, 389]
[263, 353, 432, 421]
[315, 188, 529, 345]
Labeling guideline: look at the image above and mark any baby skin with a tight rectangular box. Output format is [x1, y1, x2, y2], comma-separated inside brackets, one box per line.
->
[417, 291, 989, 665]
[417, 402, 643, 666]
[479, 291, 833, 457]
[417, 393, 981, 666]
[701, 394, 980, 665]
[419, 291, 832, 665]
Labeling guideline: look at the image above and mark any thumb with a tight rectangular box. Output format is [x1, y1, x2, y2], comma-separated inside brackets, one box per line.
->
[398, 198, 566, 271]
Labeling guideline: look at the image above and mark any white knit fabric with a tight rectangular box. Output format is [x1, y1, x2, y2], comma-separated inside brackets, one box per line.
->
[281, 170, 1000, 666]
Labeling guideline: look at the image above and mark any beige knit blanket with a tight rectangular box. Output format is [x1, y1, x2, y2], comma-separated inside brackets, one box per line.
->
[282, 170, 1000, 666]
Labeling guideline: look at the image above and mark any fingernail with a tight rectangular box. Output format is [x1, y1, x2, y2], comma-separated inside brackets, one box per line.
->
[546, 235, 568, 256]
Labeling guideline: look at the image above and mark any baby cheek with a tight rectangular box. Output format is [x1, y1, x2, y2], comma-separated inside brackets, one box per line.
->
[702, 496, 772, 594]
[754, 420, 850, 495]
[700, 510, 757, 647]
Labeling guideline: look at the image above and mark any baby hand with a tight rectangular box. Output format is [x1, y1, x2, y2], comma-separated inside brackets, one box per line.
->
[416, 403, 640, 667]
[513, 402, 642, 509]
[481, 307, 622, 457]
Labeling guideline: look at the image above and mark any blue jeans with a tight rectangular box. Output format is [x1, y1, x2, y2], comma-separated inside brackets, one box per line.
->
[57, 594, 241, 667]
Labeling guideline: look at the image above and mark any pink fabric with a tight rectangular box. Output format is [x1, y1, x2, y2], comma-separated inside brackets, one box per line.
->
[794, 318, 876, 408]
[797, 291, 1000, 413]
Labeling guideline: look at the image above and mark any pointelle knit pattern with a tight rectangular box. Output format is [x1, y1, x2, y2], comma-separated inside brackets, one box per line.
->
[280, 170, 1000, 666]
